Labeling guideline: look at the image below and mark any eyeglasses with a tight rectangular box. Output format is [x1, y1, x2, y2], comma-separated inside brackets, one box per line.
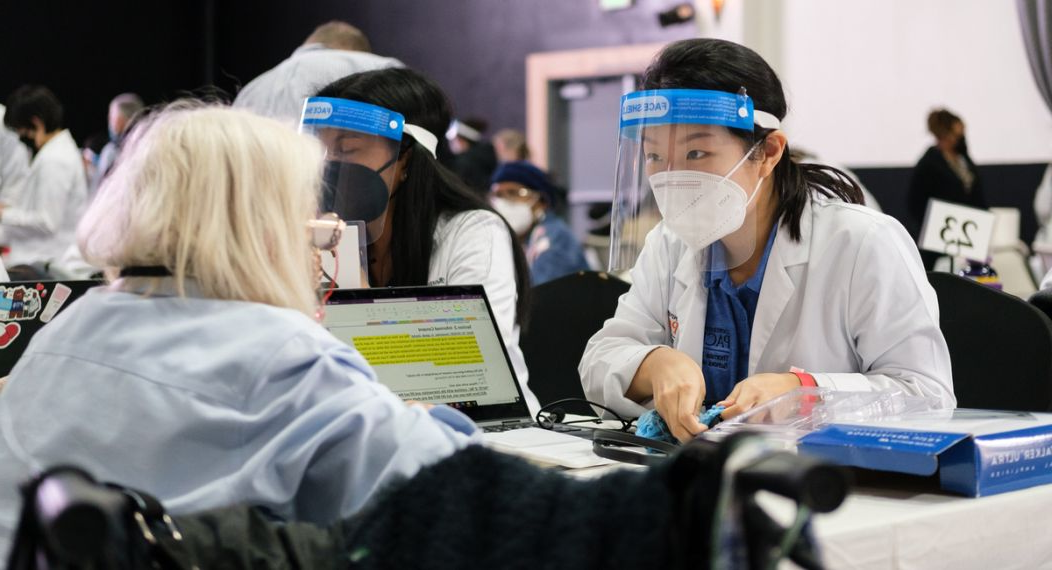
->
[490, 186, 536, 201]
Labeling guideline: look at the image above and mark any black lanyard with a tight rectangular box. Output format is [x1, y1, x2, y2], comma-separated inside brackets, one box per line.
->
[119, 266, 172, 278]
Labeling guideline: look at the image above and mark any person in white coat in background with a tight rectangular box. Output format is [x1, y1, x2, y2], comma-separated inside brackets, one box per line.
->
[1031, 164, 1052, 281]
[305, 67, 541, 415]
[579, 39, 955, 442]
[233, 20, 401, 124]
[0, 103, 26, 280]
[1035, 165, 1052, 245]
[0, 104, 30, 203]
[1, 85, 87, 279]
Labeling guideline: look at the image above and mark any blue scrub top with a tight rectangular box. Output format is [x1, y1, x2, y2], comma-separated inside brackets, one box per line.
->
[700, 225, 778, 404]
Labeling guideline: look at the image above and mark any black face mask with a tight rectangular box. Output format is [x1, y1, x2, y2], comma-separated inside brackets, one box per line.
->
[321, 161, 391, 226]
[954, 136, 968, 156]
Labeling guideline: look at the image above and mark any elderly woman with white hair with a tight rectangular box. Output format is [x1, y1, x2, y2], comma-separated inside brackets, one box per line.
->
[0, 103, 477, 558]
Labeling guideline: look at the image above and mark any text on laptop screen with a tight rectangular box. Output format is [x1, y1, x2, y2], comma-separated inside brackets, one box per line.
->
[323, 294, 521, 408]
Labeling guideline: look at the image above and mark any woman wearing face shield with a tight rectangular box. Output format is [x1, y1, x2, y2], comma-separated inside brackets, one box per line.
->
[307, 68, 541, 415]
[579, 38, 955, 442]
[0, 103, 480, 557]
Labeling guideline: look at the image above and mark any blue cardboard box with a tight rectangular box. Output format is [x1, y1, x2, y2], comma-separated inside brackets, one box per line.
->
[797, 409, 1052, 497]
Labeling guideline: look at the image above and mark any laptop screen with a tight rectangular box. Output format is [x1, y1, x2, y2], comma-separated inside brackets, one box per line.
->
[323, 285, 530, 423]
[0, 280, 100, 376]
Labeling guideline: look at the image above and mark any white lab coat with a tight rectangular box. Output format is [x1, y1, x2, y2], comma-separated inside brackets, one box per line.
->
[1034, 164, 1052, 244]
[0, 105, 30, 202]
[429, 209, 541, 415]
[0, 130, 87, 268]
[233, 44, 403, 124]
[579, 198, 956, 417]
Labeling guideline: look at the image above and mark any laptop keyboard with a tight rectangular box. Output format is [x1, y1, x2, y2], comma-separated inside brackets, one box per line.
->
[482, 422, 581, 433]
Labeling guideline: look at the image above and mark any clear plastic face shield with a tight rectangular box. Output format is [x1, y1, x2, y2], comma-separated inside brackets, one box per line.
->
[610, 89, 781, 272]
[299, 97, 406, 244]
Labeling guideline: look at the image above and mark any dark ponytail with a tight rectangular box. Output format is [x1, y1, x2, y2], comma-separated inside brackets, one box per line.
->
[315, 68, 531, 327]
[769, 150, 865, 240]
[642, 39, 864, 241]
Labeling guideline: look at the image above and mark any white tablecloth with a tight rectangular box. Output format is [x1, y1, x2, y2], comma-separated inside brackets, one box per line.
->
[806, 482, 1052, 569]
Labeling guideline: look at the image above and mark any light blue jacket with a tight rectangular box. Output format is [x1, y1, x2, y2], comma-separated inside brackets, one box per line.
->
[526, 215, 591, 286]
[0, 280, 477, 557]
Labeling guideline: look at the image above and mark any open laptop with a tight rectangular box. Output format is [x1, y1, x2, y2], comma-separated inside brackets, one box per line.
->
[322, 285, 616, 469]
[322, 284, 576, 432]
[0, 280, 100, 375]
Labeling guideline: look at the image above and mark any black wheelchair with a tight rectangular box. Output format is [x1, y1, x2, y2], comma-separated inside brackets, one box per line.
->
[7, 433, 849, 570]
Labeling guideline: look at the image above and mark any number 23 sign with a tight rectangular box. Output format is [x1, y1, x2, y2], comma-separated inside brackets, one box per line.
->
[918, 199, 996, 259]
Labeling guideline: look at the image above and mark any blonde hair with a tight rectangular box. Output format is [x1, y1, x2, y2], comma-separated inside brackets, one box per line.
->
[78, 103, 325, 316]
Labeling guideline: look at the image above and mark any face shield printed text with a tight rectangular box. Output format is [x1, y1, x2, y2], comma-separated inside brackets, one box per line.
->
[621, 95, 671, 121]
[302, 101, 333, 121]
[300, 97, 404, 141]
[619, 89, 756, 132]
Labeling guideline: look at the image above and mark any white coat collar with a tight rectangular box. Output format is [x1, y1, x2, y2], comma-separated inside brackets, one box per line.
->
[34, 129, 76, 164]
[748, 198, 814, 372]
[672, 240, 705, 289]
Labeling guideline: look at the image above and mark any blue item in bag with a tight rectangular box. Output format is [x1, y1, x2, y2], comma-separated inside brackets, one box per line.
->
[635, 405, 726, 444]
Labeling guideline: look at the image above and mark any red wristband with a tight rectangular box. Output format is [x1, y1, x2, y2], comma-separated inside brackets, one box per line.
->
[790, 368, 817, 388]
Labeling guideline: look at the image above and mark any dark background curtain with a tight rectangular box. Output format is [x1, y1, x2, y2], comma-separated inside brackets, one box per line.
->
[0, 0, 694, 146]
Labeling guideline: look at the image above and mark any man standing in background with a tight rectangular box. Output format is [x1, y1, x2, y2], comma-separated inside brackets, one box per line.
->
[233, 21, 402, 123]
[90, 93, 144, 198]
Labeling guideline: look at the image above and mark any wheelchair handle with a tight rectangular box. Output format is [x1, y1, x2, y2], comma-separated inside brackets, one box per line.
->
[34, 470, 128, 563]
[735, 450, 850, 513]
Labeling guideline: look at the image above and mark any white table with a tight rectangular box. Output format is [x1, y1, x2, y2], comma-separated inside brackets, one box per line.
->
[515, 416, 1052, 568]
[564, 449, 1052, 569]
[806, 481, 1052, 570]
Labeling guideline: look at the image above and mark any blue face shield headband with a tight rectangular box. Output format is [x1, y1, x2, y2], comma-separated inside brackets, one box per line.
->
[300, 97, 438, 158]
[300, 97, 439, 244]
[618, 88, 781, 134]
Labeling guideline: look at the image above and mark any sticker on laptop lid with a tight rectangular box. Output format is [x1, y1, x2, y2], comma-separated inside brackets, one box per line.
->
[0, 322, 20, 349]
[39, 283, 72, 323]
[0, 286, 42, 321]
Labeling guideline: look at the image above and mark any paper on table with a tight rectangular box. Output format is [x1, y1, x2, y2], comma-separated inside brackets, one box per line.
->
[483, 427, 617, 469]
